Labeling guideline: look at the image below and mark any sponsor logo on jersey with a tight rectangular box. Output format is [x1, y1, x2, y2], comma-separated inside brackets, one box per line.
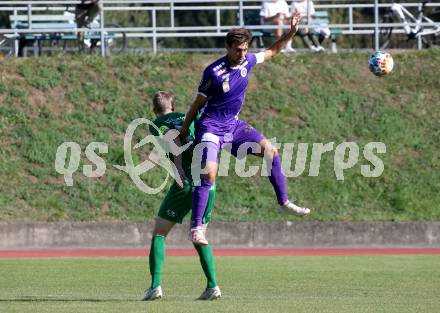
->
[222, 77, 230, 93]
[221, 73, 230, 92]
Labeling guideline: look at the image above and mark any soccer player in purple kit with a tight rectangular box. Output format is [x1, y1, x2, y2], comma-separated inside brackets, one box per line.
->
[180, 11, 310, 245]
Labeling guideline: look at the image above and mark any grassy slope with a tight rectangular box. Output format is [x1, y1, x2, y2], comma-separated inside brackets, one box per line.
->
[0, 50, 439, 222]
[1, 256, 440, 313]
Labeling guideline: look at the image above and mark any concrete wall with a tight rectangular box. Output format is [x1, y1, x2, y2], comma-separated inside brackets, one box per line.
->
[0, 222, 439, 249]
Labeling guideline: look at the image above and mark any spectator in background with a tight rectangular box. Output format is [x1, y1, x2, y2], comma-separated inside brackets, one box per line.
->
[75, 0, 102, 51]
[260, 0, 295, 52]
[291, 0, 330, 52]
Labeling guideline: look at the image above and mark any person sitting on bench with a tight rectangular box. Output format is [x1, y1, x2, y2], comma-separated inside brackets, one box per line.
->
[291, 0, 330, 52]
[75, 0, 101, 51]
[260, 0, 295, 52]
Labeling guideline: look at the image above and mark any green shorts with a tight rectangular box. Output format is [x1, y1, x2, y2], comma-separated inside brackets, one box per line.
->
[158, 181, 216, 224]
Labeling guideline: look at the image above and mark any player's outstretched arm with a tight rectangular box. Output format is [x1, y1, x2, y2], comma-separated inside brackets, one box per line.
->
[263, 10, 301, 61]
[179, 93, 207, 141]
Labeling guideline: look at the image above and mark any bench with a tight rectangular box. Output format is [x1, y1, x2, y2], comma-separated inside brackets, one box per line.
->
[244, 10, 341, 52]
[9, 12, 114, 57]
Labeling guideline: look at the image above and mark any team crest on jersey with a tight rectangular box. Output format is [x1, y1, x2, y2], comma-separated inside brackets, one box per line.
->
[240, 67, 247, 78]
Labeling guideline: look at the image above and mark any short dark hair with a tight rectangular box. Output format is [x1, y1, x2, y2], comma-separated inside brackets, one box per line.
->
[152, 91, 175, 114]
[226, 28, 252, 47]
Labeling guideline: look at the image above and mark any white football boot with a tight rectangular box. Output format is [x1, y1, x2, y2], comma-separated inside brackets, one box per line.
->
[279, 200, 311, 216]
[198, 286, 222, 300]
[142, 286, 163, 301]
[190, 226, 209, 245]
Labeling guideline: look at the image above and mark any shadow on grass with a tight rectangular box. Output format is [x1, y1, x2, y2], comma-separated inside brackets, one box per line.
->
[0, 297, 137, 302]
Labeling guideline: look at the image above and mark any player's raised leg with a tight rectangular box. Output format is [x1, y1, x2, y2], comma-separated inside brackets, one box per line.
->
[258, 139, 310, 216]
[231, 121, 310, 216]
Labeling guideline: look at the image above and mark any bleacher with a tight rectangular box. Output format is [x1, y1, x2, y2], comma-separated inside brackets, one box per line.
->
[0, 0, 439, 56]
[9, 11, 114, 56]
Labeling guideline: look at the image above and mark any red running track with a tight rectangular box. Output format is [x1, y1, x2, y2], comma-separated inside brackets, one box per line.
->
[1, 248, 440, 258]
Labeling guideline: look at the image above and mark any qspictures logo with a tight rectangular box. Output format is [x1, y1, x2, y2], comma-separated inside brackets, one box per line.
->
[54, 118, 386, 194]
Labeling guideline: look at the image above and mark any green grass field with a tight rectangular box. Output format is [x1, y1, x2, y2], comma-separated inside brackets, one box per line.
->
[1, 255, 439, 313]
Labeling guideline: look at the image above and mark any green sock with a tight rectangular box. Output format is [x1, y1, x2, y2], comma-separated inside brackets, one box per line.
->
[194, 244, 218, 288]
[149, 235, 166, 289]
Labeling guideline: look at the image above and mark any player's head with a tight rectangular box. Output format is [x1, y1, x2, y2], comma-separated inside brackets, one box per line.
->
[152, 91, 175, 116]
[225, 28, 252, 66]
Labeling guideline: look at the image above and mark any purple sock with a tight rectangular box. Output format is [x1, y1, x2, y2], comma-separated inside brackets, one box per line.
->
[191, 178, 212, 228]
[268, 155, 288, 206]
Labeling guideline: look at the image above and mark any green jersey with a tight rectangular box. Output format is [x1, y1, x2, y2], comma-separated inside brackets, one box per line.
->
[149, 112, 215, 224]
[149, 112, 196, 180]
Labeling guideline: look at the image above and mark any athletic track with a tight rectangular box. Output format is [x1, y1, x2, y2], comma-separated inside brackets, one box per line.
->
[1, 248, 440, 258]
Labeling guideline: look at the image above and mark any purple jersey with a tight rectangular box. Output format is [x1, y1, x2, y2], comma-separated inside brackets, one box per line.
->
[197, 53, 258, 135]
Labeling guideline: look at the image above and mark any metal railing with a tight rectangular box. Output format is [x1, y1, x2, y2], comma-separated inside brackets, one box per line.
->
[0, 0, 439, 56]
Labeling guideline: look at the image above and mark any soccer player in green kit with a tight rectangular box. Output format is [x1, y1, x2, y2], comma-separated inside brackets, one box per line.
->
[142, 91, 221, 301]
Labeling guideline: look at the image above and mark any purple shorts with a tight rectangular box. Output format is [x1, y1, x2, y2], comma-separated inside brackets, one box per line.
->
[195, 120, 265, 163]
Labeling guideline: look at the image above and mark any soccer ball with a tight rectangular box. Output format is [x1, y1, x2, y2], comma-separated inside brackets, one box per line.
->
[368, 51, 394, 76]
